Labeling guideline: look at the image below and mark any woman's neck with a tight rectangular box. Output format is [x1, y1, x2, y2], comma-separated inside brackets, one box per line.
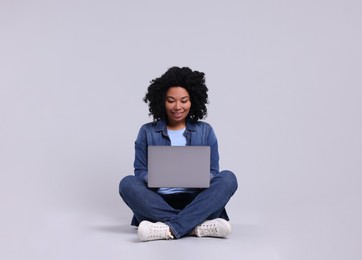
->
[167, 122, 186, 130]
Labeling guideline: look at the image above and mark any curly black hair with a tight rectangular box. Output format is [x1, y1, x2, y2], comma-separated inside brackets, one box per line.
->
[143, 66, 209, 123]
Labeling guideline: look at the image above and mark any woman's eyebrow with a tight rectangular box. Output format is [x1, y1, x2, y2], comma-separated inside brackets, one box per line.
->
[166, 96, 189, 99]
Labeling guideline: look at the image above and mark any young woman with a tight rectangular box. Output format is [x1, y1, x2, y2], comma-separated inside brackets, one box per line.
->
[119, 67, 238, 241]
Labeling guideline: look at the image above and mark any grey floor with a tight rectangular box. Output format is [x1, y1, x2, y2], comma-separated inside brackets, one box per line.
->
[2, 194, 361, 260]
[1, 209, 278, 260]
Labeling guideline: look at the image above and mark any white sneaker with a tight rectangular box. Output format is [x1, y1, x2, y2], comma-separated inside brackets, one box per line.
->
[194, 218, 231, 238]
[137, 221, 174, 241]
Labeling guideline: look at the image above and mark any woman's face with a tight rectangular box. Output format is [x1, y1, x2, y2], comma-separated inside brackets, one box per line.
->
[165, 86, 191, 129]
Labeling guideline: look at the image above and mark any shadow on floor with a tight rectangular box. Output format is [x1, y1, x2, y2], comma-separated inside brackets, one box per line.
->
[89, 223, 136, 235]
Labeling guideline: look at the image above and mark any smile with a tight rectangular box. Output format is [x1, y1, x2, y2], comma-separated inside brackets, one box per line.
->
[171, 112, 183, 118]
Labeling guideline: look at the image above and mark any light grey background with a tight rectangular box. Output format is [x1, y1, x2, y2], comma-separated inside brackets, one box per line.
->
[1, 1, 361, 259]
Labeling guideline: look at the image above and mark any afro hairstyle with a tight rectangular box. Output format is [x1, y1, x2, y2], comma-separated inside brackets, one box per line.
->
[143, 66, 209, 123]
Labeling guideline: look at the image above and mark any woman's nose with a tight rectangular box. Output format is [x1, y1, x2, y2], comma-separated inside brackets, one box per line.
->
[175, 101, 181, 109]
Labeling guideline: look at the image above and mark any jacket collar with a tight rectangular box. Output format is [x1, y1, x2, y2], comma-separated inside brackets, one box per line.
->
[155, 118, 196, 133]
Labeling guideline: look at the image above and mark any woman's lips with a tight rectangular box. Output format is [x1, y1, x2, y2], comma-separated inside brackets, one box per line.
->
[172, 112, 183, 118]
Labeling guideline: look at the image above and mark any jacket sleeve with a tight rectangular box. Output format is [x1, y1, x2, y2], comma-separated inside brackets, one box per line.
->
[208, 125, 220, 178]
[133, 125, 148, 181]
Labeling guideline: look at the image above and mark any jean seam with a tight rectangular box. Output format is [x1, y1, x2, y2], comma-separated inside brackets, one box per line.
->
[165, 222, 180, 239]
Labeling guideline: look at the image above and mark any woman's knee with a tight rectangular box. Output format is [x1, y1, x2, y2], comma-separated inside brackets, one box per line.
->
[219, 170, 238, 192]
[119, 175, 141, 196]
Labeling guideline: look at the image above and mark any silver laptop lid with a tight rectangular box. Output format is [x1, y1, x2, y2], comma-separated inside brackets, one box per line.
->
[147, 146, 210, 188]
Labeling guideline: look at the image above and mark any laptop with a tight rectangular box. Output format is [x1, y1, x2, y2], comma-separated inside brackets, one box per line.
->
[147, 146, 211, 188]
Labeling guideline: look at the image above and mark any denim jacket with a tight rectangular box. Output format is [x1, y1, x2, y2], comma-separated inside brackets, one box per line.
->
[134, 119, 220, 181]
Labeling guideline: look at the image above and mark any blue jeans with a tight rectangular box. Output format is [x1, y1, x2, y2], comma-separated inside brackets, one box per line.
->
[119, 170, 238, 238]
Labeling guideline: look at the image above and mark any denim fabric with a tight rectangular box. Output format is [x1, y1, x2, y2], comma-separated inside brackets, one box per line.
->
[119, 119, 238, 238]
[133, 119, 220, 181]
[119, 171, 237, 238]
